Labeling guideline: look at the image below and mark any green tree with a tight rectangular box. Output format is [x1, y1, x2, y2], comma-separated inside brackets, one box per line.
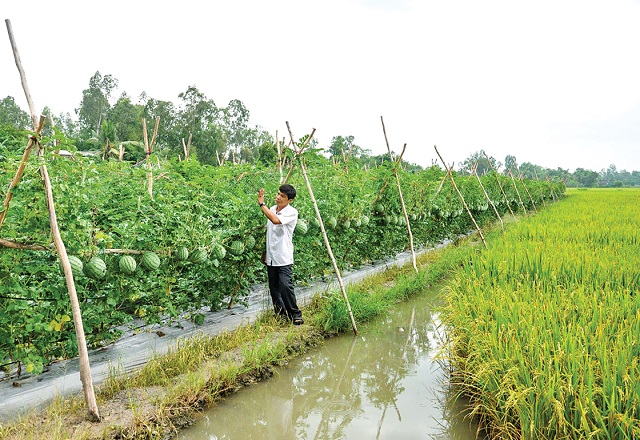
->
[504, 154, 518, 174]
[0, 96, 30, 128]
[76, 71, 119, 147]
[108, 93, 143, 142]
[572, 168, 600, 187]
[459, 150, 498, 176]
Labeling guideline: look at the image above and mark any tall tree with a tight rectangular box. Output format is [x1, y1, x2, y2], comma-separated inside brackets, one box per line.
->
[76, 72, 119, 144]
[108, 93, 143, 142]
[459, 150, 497, 175]
[504, 155, 518, 174]
[0, 96, 30, 128]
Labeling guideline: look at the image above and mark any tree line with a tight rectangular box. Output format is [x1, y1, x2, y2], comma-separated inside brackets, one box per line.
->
[1, 70, 637, 186]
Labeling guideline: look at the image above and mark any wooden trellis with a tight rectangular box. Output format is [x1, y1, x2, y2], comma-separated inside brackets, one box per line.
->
[3, 19, 100, 422]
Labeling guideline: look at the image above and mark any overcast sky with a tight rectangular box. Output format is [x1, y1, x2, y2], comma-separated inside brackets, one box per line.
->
[3, 0, 640, 172]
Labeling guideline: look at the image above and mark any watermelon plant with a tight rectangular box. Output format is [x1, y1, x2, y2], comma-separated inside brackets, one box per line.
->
[0, 150, 565, 376]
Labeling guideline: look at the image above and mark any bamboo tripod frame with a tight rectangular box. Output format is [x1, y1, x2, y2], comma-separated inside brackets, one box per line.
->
[4, 19, 100, 421]
[284, 123, 358, 335]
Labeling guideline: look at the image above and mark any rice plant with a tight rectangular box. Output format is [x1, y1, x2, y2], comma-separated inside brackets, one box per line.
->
[442, 188, 640, 439]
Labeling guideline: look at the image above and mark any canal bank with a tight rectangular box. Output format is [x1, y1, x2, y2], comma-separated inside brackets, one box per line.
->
[0, 237, 479, 439]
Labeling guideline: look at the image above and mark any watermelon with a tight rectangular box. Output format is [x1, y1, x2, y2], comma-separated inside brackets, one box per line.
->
[353, 218, 362, 228]
[190, 249, 208, 264]
[213, 243, 226, 260]
[66, 255, 84, 277]
[119, 255, 137, 274]
[245, 235, 256, 249]
[295, 219, 308, 235]
[141, 252, 161, 271]
[229, 240, 245, 256]
[327, 217, 337, 229]
[374, 203, 385, 214]
[175, 247, 189, 261]
[342, 219, 351, 229]
[360, 215, 370, 226]
[84, 256, 107, 280]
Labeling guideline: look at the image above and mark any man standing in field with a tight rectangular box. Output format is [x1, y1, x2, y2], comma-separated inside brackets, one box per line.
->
[257, 184, 304, 325]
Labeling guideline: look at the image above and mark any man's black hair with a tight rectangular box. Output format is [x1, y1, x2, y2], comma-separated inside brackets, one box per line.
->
[279, 184, 296, 200]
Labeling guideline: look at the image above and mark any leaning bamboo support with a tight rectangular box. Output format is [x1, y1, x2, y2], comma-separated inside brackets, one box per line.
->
[483, 151, 514, 217]
[0, 119, 44, 230]
[380, 116, 416, 273]
[0, 237, 51, 250]
[434, 146, 487, 248]
[518, 173, 538, 213]
[546, 177, 557, 201]
[5, 19, 100, 421]
[371, 147, 406, 209]
[533, 171, 547, 208]
[41, 162, 100, 421]
[283, 122, 313, 184]
[286, 124, 358, 335]
[509, 170, 527, 215]
[142, 117, 160, 198]
[473, 163, 503, 232]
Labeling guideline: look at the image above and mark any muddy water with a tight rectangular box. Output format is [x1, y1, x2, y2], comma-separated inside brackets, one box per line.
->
[179, 286, 478, 440]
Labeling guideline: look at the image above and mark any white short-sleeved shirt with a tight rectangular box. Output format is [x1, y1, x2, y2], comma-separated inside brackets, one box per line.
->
[265, 204, 298, 266]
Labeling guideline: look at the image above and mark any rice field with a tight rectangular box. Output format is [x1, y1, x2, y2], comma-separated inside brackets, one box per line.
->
[442, 188, 640, 439]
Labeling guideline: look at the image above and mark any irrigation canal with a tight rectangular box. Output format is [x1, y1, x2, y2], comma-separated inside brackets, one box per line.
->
[0, 244, 455, 424]
[178, 283, 478, 440]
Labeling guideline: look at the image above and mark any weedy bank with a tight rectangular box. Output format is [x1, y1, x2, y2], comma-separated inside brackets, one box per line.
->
[442, 188, 640, 439]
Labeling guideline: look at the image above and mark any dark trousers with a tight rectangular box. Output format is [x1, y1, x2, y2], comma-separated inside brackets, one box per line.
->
[266, 264, 302, 320]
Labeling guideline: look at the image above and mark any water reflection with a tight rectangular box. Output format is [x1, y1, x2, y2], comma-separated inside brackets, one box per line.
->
[179, 288, 478, 440]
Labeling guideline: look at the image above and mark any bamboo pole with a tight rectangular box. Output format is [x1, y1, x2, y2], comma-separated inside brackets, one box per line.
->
[483, 151, 514, 217]
[286, 124, 358, 335]
[0, 237, 51, 250]
[546, 177, 557, 201]
[472, 162, 503, 232]
[508, 170, 527, 215]
[533, 171, 547, 208]
[142, 117, 160, 198]
[380, 116, 416, 273]
[5, 19, 100, 421]
[434, 146, 487, 248]
[371, 148, 406, 209]
[0, 123, 42, 230]
[283, 122, 313, 184]
[518, 173, 538, 213]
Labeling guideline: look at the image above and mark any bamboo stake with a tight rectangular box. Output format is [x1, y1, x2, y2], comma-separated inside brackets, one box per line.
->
[142, 117, 160, 198]
[41, 160, 100, 421]
[5, 19, 100, 421]
[0, 123, 42, 230]
[282, 122, 313, 184]
[380, 116, 416, 273]
[518, 173, 538, 213]
[483, 151, 514, 217]
[508, 170, 527, 215]
[286, 124, 358, 335]
[546, 177, 557, 201]
[434, 146, 487, 248]
[275, 131, 283, 183]
[0, 237, 51, 250]
[533, 171, 547, 208]
[434, 164, 454, 197]
[371, 148, 406, 209]
[472, 162, 503, 232]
